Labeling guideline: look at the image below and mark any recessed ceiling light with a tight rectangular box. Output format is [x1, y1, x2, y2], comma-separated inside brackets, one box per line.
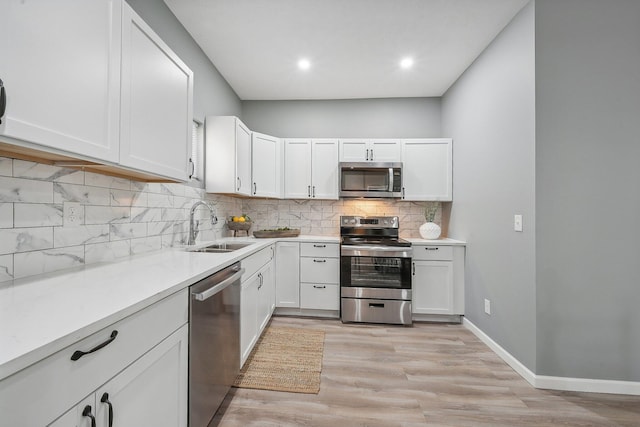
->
[298, 58, 311, 70]
[400, 57, 414, 69]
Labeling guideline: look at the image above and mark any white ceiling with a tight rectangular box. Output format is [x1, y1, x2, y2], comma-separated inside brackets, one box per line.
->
[164, 0, 529, 100]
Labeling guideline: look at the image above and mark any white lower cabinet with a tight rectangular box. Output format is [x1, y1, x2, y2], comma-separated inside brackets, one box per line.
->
[275, 242, 300, 308]
[0, 290, 188, 427]
[50, 325, 188, 427]
[240, 245, 275, 367]
[411, 244, 465, 317]
[299, 243, 340, 311]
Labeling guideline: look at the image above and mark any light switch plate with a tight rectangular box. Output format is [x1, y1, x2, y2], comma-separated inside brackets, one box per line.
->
[514, 214, 523, 232]
[484, 299, 491, 315]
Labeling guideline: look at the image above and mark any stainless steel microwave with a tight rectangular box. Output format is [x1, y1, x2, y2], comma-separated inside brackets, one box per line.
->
[339, 162, 403, 198]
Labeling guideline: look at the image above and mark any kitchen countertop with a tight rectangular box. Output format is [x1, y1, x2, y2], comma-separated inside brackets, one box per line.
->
[406, 237, 466, 245]
[0, 235, 338, 381]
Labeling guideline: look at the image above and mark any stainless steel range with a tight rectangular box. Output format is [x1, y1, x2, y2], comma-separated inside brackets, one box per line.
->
[340, 216, 413, 325]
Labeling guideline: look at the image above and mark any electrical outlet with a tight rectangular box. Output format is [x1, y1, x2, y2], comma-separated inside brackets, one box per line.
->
[514, 214, 523, 232]
[484, 298, 491, 315]
[63, 202, 83, 227]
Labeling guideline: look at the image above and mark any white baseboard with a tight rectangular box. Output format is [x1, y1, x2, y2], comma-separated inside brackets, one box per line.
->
[462, 318, 640, 396]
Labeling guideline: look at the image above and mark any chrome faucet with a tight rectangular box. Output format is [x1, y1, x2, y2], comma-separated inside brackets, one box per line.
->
[188, 201, 218, 245]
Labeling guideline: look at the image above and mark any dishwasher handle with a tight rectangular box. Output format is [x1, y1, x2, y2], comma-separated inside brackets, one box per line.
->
[193, 268, 245, 301]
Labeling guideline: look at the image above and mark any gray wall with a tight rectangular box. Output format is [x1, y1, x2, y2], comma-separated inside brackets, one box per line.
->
[126, 0, 241, 121]
[442, 2, 536, 370]
[241, 98, 441, 138]
[535, 0, 640, 381]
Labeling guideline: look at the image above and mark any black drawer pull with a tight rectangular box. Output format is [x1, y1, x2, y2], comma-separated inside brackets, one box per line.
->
[101, 393, 114, 427]
[369, 303, 385, 308]
[82, 405, 96, 427]
[71, 330, 118, 361]
[313, 285, 326, 289]
[425, 247, 439, 251]
[313, 244, 326, 248]
[313, 259, 326, 263]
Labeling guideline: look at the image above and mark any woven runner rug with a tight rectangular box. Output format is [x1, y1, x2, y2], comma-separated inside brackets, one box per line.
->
[233, 326, 325, 394]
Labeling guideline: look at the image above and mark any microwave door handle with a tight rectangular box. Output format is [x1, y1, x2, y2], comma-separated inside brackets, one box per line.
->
[388, 168, 394, 192]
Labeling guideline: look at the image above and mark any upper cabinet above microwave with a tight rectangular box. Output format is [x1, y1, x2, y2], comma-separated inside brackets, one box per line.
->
[339, 139, 401, 162]
[0, 0, 193, 182]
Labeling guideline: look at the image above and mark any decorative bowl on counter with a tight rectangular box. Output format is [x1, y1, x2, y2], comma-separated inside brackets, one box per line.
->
[253, 228, 300, 238]
[226, 221, 252, 231]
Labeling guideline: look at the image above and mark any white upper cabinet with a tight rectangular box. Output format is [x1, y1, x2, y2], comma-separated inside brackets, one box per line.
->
[251, 132, 281, 198]
[401, 138, 453, 201]
[119, 3, 193, 181]
[284, 139, 338, 200]
[311, 140, 339, 199]
[0, 0, 121, 162]
[205, 116, 252, 196]
[339, 139, 401, 162]
[0, 0, 193, 182]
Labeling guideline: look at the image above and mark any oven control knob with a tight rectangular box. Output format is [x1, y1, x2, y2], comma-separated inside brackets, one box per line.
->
[350, 219, 357, 224]
[383, 220, 389, 225]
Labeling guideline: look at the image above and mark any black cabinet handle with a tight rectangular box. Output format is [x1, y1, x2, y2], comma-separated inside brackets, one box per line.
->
[313, 244, 326, 248]
[312, 186, 316, 198]
[313, 259, 326, 263]
[313, 285, 326, 289]
[253, 182, 257, 195]
[82, 405, 96, 427]
[307, 185, 311, 197]
[425, 247, 439, 251]
[71, 330, 118, 361]
[0, 78, 6, 125]
[366, 149, 369, 161]
[101, 392, 114, 427]
[412, 262, 416, 276]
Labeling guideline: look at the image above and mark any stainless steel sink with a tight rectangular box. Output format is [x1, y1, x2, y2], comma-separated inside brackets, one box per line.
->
[187, 242, 253, 253]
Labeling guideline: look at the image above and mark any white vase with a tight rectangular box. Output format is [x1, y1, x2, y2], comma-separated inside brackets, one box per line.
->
[419, 222, 441, 240]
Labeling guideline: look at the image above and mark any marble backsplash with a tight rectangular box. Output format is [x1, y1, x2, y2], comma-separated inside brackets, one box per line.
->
[241, 198, 442, 238]
[1, 155, 442, 283]
[0, 156, 241, 283]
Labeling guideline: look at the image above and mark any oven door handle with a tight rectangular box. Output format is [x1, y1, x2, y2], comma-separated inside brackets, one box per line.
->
[341, 245, 412, 258]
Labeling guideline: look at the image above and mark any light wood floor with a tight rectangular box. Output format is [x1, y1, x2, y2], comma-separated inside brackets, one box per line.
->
[212, 316, 640, 426]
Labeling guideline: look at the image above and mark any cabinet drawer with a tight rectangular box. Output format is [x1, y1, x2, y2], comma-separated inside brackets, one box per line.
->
[242, 245, 274, 280]
[0, 289, 188, 427]
[300, 283, 340, 310]
[300, 257, 339, 284]
[300, 242, 339, 258]
[412, 245, 453, 261]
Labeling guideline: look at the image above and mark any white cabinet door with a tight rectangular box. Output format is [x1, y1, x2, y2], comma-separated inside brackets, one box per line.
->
[401, 139, 453, 201]
[119, 4, 192, 181]
[205, 116, 252, 195]
[236, 120, 252, 196]
[339, 139, 368, 162]
[95, 325, 188, 427]
[339, 140, 400, 162]
[412, 260, 454, 315]
[284, 139, 312, 199]
[240, 273, 259, 366]
[256, 265, 273, 334]
[311, 139, 339, 200]
[0, 0, 121, 163]
[275, 242, 300, 308]
[370, 140, 401, 162]
[252, 132, 280, 198]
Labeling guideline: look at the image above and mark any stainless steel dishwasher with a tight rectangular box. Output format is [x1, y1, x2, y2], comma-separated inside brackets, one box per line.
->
[189, 262, 244, 427]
